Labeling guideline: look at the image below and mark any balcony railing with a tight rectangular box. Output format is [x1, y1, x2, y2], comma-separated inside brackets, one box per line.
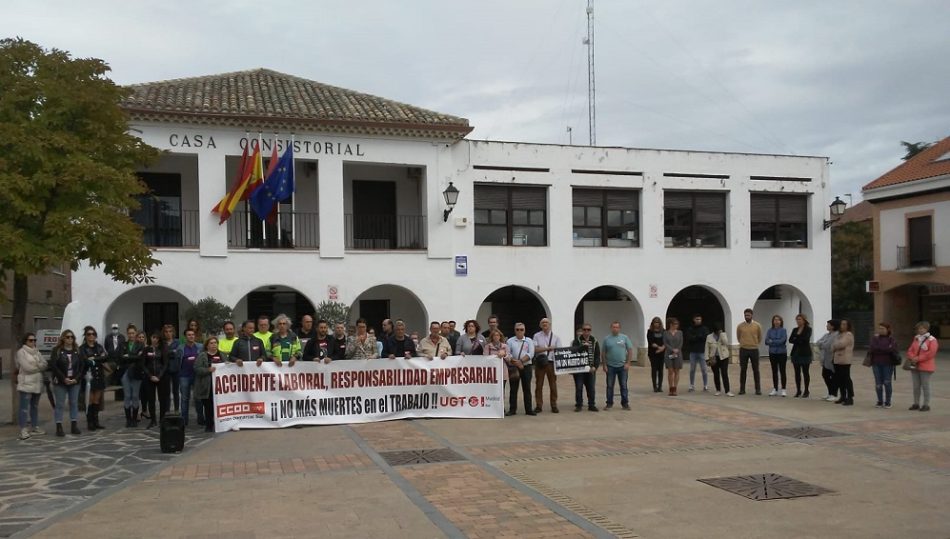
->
[897, 244, 936, 270]
[345, 214, 427, 250]
[143, 210, 199, 248]
[228, 211, 319, 249]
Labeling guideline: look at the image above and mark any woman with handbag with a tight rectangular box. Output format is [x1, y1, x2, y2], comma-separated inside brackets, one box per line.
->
[486, 329, 511, 403]
[455, 320, 487, 356]
[907, 321, 938, 412]
[16, 333, 48, 440]
[705, 323, 733, 396]
[50, 330, 84, 436]
[663, 318, 684, 396]
[817, 320, 840, 401]
[832, 319, 855, 406]
[78, 326, 109, 430]
[788, 314, 813, 398]
[868, 323, 897, 408]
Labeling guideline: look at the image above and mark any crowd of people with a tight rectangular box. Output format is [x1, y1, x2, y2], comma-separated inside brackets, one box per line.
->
[13, 309, 939, 440]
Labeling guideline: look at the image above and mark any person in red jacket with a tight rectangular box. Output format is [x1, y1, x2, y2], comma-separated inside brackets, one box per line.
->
[907, 321, 938, 412]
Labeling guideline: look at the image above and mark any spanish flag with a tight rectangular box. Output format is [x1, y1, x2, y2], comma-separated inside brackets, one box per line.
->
[213, 143, 263, 224]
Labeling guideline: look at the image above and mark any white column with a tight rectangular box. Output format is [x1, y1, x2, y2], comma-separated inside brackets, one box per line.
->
[198, 151, 227, 257]
[318, 159, 344, 258]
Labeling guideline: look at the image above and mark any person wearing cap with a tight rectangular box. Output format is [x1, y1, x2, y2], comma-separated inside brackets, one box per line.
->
[104, 323, 127, 385]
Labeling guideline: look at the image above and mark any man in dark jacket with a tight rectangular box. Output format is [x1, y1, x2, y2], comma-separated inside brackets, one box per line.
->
[571, 323, 601, 412]
[684, 314, 710, 392]
[230, 320, 270, 365]
[302, 320, 334, 362]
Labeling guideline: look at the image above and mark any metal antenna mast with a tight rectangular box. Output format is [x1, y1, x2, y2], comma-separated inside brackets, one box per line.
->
[583, 0, 596, 146]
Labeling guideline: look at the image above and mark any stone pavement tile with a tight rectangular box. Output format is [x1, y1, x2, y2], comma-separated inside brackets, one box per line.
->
[172, 424, 361, 464]
[399, 462, 592, 538]
[33, 471, 444, 539]
[469, 429, 785, 461]
[641, 397, 795, 429]
[512, 442, 950, 538]
[146, 453, 375, 482]
[822, 436, 950, 473]
[351, 420, 442, 451]
[828, 414, 950, 436]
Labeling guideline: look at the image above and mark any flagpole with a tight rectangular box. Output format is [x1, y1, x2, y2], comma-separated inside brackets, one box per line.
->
[258, 132, 265, 245]
[274, 131, 281, 245]
[290, 133, 296, 246]
[243, 130, 250, 247]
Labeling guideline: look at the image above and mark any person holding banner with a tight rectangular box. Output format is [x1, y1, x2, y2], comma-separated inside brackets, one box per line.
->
[253, 316, 273, 350]
[419, 321, 451, 360]
[455, 320, 486, 356]
[218, 321, 238, 359]
[506, 323, 535, 416]
[533, 318, 562, 414]
[194, 337, 225, 433]
[269, 314, 302, 367]
[384, 320, 417, 359]
[303, 320, 334, 363]
[345, 318, 378, 359]
[331, 323, 348, 361]
[571, 323, 601, 412]
[231, 320, 270, 366]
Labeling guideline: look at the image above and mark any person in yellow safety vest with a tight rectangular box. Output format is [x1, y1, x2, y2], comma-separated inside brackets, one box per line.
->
[269, 314, 302, 366]
[218, 321, 239, 359]
[253, 315, 273, 350]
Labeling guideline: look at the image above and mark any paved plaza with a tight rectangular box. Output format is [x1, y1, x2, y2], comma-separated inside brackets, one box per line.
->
[1, 357, 948, 538]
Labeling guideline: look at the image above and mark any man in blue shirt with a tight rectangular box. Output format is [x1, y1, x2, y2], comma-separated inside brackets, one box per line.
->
[505, 322, 536, 416]
[602, 322, 635, 410]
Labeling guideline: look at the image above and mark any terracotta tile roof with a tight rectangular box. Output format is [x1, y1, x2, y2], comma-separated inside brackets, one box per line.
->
[120, 68, 472, 140]
[862, 136, 950, 191]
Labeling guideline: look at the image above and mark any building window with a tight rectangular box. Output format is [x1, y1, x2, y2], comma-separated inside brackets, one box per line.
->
[572, 188, 639, 247]
[133, 173, 182, 247]
[663, 191, 727, 247]
[905, 215, 934, 267]
[750, 193, 808, 248]
[474, 185, 547, 246]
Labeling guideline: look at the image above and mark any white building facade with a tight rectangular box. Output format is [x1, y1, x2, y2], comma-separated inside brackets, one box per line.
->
[62, 69, 832, 358]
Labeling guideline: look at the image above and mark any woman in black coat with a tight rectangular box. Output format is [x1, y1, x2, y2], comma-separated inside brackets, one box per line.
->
[788, 314, 814, 398]
[139, 333, 166, 429]
[78, 326, 108, 430]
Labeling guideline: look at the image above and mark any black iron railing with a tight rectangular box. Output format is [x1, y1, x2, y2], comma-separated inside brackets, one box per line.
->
[228, 210, 319, 249]
[345, 214, 427, 250]
[897, 243, 935, 269]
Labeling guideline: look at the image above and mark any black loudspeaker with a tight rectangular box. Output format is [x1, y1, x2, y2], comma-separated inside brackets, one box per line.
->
[160, 413, 185, 453]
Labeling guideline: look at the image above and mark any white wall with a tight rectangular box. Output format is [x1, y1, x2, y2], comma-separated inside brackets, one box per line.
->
[349, 285, 428, 333]
[64, 125, 832, 354]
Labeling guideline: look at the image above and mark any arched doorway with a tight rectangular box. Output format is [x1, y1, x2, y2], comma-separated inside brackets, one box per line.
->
[104, 285, 193, 337]
[476, 286, 550, 336]
[234, 285, 316, 332]
[666, 285, 728, 332]
[753, 284, 818, 344]
[349, 284, 428, 336]
[574, 286, 644, 338]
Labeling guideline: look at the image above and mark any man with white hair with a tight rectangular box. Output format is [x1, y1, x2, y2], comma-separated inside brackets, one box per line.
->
[533, 318, 562, 413]
[269, 314, 301, 367]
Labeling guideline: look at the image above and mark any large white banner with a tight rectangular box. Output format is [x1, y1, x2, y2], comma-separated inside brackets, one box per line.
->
[211, 356, 504, 431]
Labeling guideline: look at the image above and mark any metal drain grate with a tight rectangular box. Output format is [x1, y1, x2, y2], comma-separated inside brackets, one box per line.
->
[378, 448, 466, 466]
[766, 426, 847, 439]
[698, 474, 832, 501]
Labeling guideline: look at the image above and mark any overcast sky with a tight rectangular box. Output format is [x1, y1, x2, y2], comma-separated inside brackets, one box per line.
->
[5, 0, 948, 201]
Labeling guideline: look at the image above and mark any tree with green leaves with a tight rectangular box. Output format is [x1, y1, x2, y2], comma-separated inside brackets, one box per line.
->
[831, 220, 873, 315]
[183, 297, 233, 339]
[313, 301, 351, 327]
[0, 38, 160, 342]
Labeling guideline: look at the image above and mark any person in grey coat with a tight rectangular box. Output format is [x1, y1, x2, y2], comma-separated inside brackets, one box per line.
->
[816, 319, 840, 401]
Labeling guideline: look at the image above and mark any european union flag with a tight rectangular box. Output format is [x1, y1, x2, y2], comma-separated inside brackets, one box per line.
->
[250, 145, 295, 221]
